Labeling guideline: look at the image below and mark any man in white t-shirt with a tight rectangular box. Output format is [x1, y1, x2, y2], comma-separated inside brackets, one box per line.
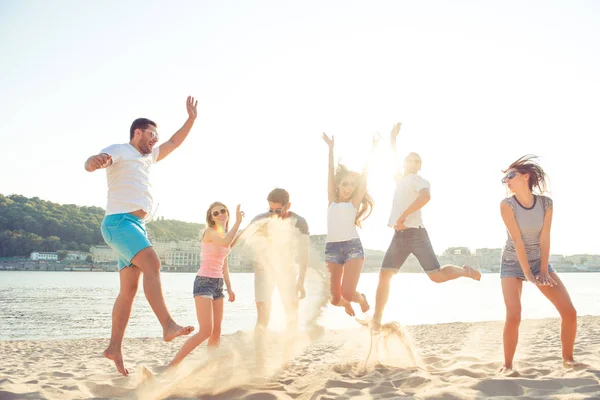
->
[84, 96, 198, 376]
[371, 122, 481, 331]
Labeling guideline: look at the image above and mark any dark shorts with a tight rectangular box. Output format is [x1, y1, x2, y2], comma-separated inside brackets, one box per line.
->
[193, 276, 225, 300]
[381, 228, 441, 274]
[501, 258, 555, 280]
[325, 238, 365, 265]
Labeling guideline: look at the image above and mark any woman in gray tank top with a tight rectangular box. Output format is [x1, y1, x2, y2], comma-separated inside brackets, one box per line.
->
[499, 155, 578, 374]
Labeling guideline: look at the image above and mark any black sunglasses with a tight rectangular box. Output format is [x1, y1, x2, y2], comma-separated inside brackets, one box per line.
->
[268, 208, 284, 215]
[340, 180, 356, 187]
[212, 208, 227, 217]
[502, 171, 518, 184]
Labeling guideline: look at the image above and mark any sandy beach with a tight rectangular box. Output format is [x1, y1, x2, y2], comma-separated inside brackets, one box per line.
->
[1, 315, 599, 399]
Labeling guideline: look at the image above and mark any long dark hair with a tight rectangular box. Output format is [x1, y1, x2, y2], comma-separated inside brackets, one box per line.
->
[503, 155, 548, 194]
[334, 163, 374, 227]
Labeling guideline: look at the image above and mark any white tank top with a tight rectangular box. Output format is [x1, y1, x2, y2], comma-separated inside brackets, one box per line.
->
[327, 202, 359, 243]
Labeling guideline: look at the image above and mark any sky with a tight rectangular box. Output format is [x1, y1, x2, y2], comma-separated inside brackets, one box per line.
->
[1, 1, 599, 256]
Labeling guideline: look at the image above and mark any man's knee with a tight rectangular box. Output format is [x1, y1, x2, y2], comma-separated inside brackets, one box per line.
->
[256, 302, 271, 324]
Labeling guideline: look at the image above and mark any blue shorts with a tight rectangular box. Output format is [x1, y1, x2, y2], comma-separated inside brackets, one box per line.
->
[194, 276, 225, 300]
[325, 238, 364, 265]
[101, 213, 152, 270]
[381, 228, 441, 274]
[501, 258, 555, 279]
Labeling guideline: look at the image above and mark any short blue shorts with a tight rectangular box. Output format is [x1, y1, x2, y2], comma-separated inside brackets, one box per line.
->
[325, 238, 365, 265]
[501, 258, 555, 280]
[101, 213, 152, 270]
[193, 276, 225, 300]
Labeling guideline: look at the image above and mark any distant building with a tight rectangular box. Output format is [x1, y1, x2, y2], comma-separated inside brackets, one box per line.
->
[475, 248, 502, 269]
[90, 245, 118, 263]
[65, 251, 89, 261]
[30, 252, 58, 261]
[154, 239, 201, 272]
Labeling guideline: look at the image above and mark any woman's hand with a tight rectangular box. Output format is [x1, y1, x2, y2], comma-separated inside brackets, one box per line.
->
[536, 271, 557, 286]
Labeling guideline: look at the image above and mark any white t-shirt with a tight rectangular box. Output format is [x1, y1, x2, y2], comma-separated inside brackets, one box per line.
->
[100, 143, 160, 216]
[388, 173, 430, 228]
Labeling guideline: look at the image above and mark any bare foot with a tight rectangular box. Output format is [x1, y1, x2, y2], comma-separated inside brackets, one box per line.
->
[359, 293, 370, 313]
[103, 347, 129, 376]
[464, 266, 481, 281]
[499, 366, 519, 377]
[344, 303, 356, 317]
[163, 323, 194, 342]
[563, 360, 588, 370]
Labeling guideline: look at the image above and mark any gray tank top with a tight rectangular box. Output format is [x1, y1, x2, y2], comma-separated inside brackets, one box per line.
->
[501, 195, 553, 263]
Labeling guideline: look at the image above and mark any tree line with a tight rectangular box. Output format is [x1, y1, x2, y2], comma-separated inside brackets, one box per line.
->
[0, 194, 204, 258]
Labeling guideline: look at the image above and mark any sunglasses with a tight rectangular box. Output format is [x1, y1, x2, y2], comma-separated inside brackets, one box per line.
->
[340, 180, 356, 187]
[212, 208, 227, 217]
[502, 171, 518, 184]
[268, 208, 284, 215]
[141, 129, 159, 140]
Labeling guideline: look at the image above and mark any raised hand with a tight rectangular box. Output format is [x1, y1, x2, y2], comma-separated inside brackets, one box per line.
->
[186, 96, 198, 120]
[391, 122, 402, 139]
[322, 132, 334, 148]
[235, 204, 245, 224]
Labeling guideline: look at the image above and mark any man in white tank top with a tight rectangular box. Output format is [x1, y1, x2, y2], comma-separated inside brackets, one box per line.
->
[83, 96, 198, 376]
[371, 123, 481, 331]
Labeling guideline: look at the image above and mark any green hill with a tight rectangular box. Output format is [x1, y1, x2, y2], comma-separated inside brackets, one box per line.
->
[0, 194, 204, 257]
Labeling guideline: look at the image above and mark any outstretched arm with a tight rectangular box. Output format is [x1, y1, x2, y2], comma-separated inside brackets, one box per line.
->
[352, 133, 380, 208]
[157, 96, 198, 162]
[322, 133, 336, 204]
[84, 153, 112, 172]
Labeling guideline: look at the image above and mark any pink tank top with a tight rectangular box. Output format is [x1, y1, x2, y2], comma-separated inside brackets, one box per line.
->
[197, 242, 231, 278]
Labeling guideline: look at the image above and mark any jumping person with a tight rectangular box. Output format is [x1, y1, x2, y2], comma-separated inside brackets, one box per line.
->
[84, 96, 198, 376]
[321, 132, 377, 316]
[372, 122, 481, 332]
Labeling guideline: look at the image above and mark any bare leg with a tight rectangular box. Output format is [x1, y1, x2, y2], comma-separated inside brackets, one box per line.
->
[131, 247, 194, 341]
[341, 258, 369, 313]
[103, 266, 141, 376]
[328, 262, 355, 316]
[169, 296, 213, 366]
[207, 298, 224, 349]
[501, 277, 523, 372]
[372, 269, 396, 330]
[428, 264, 481, 283]
[537, 273, 577, 366]
[254, 301, 271, 371]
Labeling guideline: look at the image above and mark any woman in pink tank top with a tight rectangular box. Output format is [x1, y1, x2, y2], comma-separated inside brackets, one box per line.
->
[170, 201, 244, 367]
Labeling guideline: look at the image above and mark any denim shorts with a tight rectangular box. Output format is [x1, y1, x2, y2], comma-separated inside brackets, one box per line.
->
[325, 238, 365, 265]
[381, 228, 441, 273]
[193, 276, 225, 300]
[501, 258, 555, 280]
[101, 213, 152, 270]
